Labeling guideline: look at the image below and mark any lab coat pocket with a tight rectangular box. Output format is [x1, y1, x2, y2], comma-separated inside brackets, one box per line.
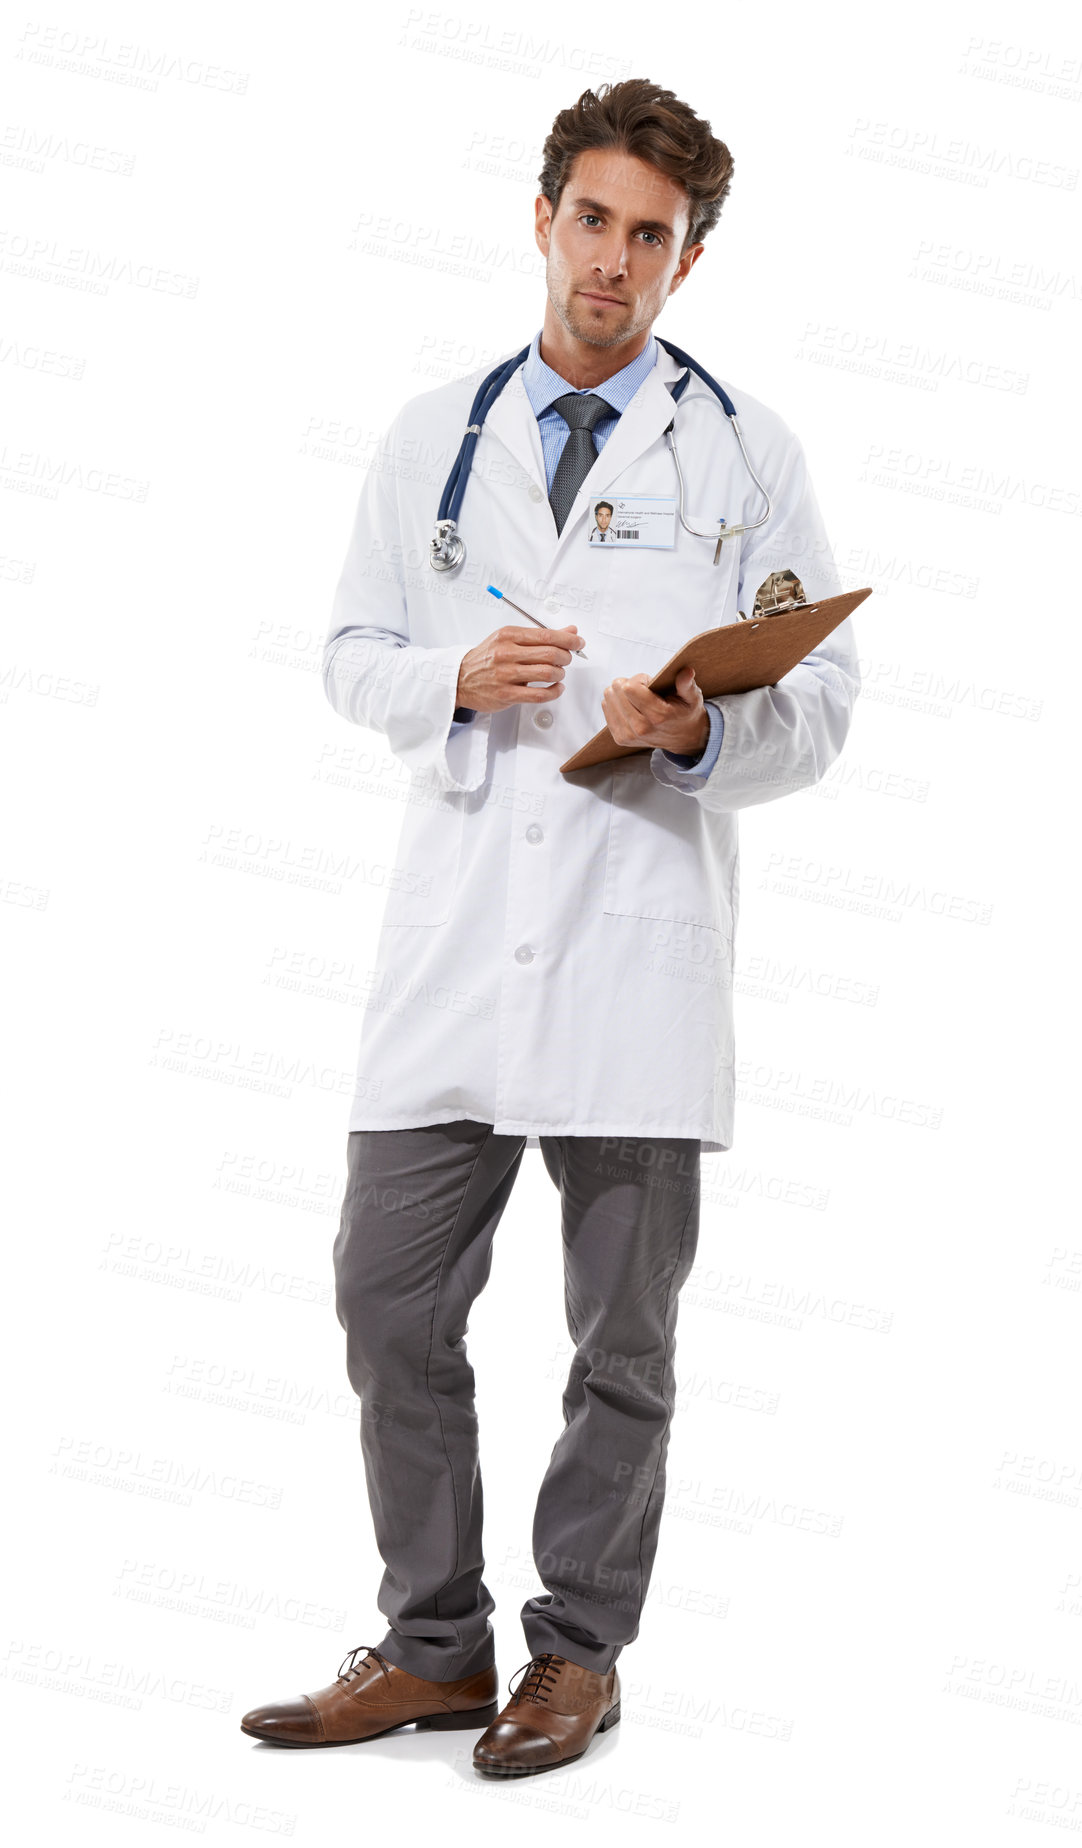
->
[603, 758, 730, 935]
[594, 534, 740, 650]
[380, 781, 465, 928]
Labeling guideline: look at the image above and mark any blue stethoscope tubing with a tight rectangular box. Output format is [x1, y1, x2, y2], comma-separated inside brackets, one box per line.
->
[429, 337, 771, 571]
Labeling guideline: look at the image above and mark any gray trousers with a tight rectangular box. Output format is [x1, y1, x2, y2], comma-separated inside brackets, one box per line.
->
[332, 1118, 700, 1680]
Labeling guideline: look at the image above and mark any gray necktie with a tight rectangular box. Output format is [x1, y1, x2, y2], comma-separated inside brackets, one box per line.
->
[548, 392, 611, 536]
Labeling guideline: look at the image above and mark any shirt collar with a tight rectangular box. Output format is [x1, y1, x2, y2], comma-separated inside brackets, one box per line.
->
[520, 327, 658, 420]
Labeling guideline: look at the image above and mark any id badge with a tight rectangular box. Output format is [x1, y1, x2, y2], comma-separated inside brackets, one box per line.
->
[585, 493, 676, 549]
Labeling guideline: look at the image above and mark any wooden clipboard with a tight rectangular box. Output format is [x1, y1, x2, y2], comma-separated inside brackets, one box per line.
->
[559, 586, 872, 773]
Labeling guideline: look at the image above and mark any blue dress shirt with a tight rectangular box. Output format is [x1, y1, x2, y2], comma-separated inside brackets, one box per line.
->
[452, 329, 724, 779]
[520, 326, 659, 490]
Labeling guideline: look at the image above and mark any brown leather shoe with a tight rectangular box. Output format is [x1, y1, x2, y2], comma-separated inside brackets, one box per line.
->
[241, 1645, 499, 1747]
[472, 1652, 621, 1776]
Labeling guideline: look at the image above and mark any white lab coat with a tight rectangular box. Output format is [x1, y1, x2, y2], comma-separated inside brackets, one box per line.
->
[323, 340, 860, 1153]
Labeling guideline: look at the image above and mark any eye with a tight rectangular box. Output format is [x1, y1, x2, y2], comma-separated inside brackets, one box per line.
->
[577, 214, 662, 246]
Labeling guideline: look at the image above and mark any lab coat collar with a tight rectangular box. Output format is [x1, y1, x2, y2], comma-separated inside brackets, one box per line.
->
[482, 337, 687, 563]
[521, 326, 660, 421]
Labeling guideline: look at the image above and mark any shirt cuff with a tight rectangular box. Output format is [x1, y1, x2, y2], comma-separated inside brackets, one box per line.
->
[660, 702, 724, 776]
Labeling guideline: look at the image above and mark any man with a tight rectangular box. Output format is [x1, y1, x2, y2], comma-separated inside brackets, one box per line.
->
[589, 498, 615, 540]
[241, 78, 860, 1776]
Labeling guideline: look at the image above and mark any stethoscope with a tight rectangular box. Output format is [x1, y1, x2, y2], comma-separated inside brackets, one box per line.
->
[429, 336, 772, 572]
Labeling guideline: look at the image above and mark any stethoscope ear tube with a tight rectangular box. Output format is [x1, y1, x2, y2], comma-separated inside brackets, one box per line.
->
[656, 339, 771, 549]
[655, 338, 738, 417]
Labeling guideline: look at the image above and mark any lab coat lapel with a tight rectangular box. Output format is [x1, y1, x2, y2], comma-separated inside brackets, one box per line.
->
[481, 367, 549, 503]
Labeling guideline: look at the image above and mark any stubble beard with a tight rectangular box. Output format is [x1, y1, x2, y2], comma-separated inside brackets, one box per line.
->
[547, 266, 655, 351]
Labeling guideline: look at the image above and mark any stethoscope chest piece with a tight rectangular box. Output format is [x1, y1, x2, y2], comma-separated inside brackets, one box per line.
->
[429, 520, 466, 572]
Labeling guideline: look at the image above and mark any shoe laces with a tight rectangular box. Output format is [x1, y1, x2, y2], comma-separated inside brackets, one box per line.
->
[336, 1645, 392, 1685]
[507, 1652, 566, 1707]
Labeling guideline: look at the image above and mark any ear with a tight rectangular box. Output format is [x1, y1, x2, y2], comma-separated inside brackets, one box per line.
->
[668, 243, 705, 297]
[534, 193, 554, 257]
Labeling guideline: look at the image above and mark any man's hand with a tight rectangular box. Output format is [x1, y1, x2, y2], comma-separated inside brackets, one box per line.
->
[456, 624, 585, 712]
[602, 665, 710, 756]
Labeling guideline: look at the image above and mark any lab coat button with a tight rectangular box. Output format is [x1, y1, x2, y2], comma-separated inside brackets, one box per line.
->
[525, 824, 543, 844]
[514, 944, 535, 964]
[534, 710, 553, 728]
[528, 484, 544, 502]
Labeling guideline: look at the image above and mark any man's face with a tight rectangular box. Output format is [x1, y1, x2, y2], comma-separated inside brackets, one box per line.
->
[535, 147, 704, 349]
[596, 504, 612, 531]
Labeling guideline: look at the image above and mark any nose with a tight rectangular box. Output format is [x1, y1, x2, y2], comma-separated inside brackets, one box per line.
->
[591, 239, 628, 281]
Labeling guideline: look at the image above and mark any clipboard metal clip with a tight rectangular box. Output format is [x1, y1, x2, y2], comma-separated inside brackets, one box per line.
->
[764, 596, 810, 618]
[740, 570, 812, 621]
[737, 596, 812, 622]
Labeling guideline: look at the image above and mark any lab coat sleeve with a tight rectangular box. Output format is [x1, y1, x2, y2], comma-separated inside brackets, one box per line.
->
[322, 413, 493, 794]
[649, 433, 860, 813]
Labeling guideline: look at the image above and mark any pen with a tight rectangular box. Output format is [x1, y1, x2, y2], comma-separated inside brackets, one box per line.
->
[486, 584, 588, 661]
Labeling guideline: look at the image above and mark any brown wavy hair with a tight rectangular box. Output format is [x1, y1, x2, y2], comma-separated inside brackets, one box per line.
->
[538, 79, 734, 251]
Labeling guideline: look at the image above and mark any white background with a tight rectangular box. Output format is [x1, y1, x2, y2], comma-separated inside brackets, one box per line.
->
[2, 0, 1078, 1839]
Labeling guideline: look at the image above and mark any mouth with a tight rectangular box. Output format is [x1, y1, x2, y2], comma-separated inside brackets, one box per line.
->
[577, 291, 626, 308]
